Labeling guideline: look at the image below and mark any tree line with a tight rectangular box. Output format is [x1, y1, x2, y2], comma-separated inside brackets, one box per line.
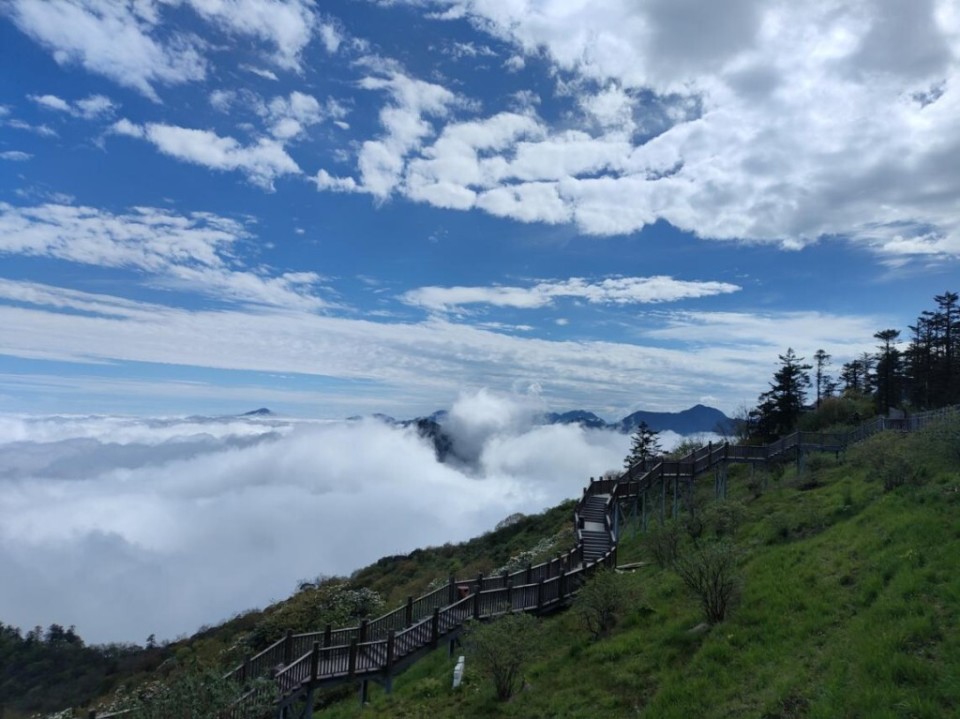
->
[0, 622, 168, 715]
[750, 291, 959, 440]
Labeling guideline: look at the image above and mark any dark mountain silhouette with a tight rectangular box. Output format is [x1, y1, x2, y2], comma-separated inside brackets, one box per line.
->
[618, 404, 732, 435]
[543, 410, 608, 429]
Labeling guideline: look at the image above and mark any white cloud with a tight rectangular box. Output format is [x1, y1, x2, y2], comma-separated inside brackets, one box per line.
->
[328, 0, 960, 261]
[0, 204, 326, 310]
[113, 121, 301, 189]
[6, 119, 58, 137]
[402, 275, 741, 311]
[262, 91, 332, 140]
[29, 94, 71, 112]
[327, 70, 461, 198]
[318, 21, 343, 53]
[0, 151, 31, 161]
[29, 92, 116, 118]
[0, 276, 884, 416]
[241, 64, 279, 81]
[6, 0, 206, 101]
[209, 89, 236, 112]
[0, 404, 628, 643]
[109, 117, 144, 138]
[6, 1, 318, 100]
[182, 0, 317, 71]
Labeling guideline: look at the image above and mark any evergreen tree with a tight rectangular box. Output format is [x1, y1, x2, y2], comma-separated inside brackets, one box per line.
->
[813, 349, 831, 408]
[874, 329, 903, 414]
[754, 348, 812, 439]
[624, 421, 662, 469]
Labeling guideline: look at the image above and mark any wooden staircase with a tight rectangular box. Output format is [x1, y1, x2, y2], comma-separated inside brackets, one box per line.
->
[578, 494, 613, 564]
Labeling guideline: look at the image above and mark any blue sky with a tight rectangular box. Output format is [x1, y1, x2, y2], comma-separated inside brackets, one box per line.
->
[1, 0, 959, 420]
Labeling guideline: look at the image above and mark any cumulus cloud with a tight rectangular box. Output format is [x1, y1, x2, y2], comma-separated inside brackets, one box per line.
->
[5, 1, 319, 100]
[112, 121, 301, 189]
[261, 91, 346, 141]
[401, 275, 741, 312]
[183, 0, 317, 71]
[0, 398, 631, 643]
[5, 0, 206, 101]
[0, 203, 327, 309]
[321, 0, 960, 261]
[317, 69, 461, 198]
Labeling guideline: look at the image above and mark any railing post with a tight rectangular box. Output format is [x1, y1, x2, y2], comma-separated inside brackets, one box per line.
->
[405, 596, 413, 627]
[558, 570, 566, 600]
[283, 628, 294, 665]
[537, 578, 545, 610]
[310, 640, 320, 681]
[347, 638, 358, 677]
[359, 619, 368, 644]
[430, 607, 440, 648]
[525, 562, 532, 583]
[505, 579, 513, 610]
[386, 630, 395, 672]
[448, 574, 456, 604]
[323, 624, 332, 648]
[240, 654, 250, 683]
[476, 572, 484, 591]
[473, 584, 481, 618]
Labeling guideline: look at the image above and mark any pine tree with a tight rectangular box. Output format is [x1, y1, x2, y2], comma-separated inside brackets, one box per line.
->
[624, 421, 662, 469]
[813, 349, 831, 408]
[754, 348, 812, 439]
[874, 329, 903, 414]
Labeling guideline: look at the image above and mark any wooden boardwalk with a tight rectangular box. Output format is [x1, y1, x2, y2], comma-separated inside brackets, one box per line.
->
[222, 406, 957, 719]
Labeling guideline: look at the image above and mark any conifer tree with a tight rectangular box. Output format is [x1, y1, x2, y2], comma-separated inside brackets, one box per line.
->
[754, 348, 812, 439]
[624, 421, 662, 469]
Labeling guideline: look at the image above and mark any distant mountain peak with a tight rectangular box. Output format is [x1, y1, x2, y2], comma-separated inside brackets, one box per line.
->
[241, 408, 273, 417]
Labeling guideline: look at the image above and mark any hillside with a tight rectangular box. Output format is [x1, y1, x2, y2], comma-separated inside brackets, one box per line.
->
[314, 417, 960, 718]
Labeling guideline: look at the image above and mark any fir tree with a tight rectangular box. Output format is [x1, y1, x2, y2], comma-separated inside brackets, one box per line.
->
[624, 421, 662, 469]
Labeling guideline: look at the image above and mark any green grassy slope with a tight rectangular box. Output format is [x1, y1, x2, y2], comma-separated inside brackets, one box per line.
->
[317, 425, 960, 718]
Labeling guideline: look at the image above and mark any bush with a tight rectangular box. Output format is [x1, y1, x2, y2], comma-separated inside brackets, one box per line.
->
[573, 569, 628, 640]
[701, 501, 746, 539]
[642, 521, 681, 568]
[848, 432, 927, 492]
[465, 612, 540, 701]
[124, 665, 272, 719]
[672, 540, 742, 624]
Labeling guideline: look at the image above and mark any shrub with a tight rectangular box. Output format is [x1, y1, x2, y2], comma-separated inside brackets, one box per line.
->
[701, 501, 746, 539]
[573, 569, 628, 640]
[672, 540, 742, 624]
[125, 664, 272, 719]
[848, 432, 927, 492]
[642, 521, 681, 568]
[465, 612, 540, 701]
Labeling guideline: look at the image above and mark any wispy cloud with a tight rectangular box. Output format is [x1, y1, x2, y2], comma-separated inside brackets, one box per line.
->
[402, 276, 741, 311]
[29, 92, 116, 119]
[0, 204, 326, 309]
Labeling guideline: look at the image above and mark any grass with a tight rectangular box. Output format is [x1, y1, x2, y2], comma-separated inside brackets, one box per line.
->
[316, 425, 960, 718]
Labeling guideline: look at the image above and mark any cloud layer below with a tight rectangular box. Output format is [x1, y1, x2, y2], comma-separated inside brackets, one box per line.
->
[0, 392, 650, 644]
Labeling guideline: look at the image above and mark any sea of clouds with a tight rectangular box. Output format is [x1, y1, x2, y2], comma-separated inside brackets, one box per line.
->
[0, 390, 704, 645]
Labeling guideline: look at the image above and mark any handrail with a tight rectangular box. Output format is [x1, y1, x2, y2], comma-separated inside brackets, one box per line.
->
[226, 405, 958, 710]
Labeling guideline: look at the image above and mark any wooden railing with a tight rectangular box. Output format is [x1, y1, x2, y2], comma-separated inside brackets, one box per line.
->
[225, 405, 957, 713]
